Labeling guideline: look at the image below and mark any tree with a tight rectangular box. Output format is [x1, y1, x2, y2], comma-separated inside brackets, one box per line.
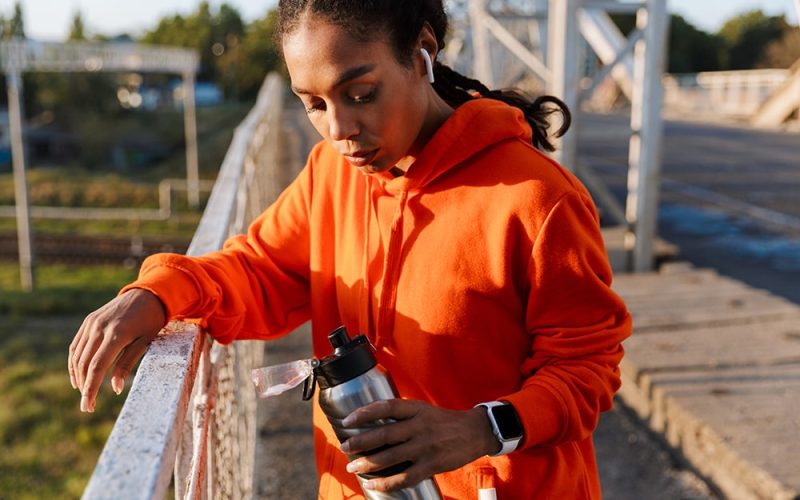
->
[238, 8, 283, 100]
[68, 12, 86, 41]
[140, 2, 247, 99]
[668, 15, 725, 73]
[762, 28, 800, 68]
[210, 4, 246, 100]
[1, 1, 25, 40]
[611, 13, 724, 73]
[717, 10, 790, 69]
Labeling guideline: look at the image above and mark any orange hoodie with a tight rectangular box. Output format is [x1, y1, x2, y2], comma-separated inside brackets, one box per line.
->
[124, 98, 631, 499]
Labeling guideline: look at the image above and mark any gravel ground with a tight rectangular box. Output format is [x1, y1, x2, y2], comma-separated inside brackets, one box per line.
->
[595, 403, 715, 500]
[252, 323, 714, 499]
[253, 324, 319, 499]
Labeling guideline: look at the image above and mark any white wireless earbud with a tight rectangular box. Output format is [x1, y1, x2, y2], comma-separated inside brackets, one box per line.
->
[420, 48, 435, 84]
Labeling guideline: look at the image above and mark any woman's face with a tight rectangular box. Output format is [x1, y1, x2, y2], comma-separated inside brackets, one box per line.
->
[282, 14, 432, 174]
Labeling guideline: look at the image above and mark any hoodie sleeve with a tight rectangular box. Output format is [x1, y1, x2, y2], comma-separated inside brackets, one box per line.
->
[120, 161, 314, 345]
[500, 189, 632, 450]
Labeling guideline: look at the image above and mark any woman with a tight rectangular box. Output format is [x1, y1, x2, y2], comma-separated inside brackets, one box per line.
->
[68, 0, 631, 497]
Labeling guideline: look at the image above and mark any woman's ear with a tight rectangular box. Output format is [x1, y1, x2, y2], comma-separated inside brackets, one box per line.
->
[417, 22, 440, 80]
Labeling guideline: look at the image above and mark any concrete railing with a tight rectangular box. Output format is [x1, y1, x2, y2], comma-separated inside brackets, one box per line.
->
[82, 72, 287, 499]
[663, 69, 789, 120]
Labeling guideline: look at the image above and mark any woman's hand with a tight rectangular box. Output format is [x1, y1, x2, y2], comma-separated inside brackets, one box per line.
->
[68, 288, 167, 413]
[339, 399, 500, 492]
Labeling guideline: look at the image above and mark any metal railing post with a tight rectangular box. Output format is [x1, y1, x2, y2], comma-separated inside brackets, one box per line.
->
[183, 71, 201, 210]
[6, 66, 35, 291]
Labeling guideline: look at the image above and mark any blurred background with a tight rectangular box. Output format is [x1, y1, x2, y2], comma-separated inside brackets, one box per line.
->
[0, 0, 797, 498]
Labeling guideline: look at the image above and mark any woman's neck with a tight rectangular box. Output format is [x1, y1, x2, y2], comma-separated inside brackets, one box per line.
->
[395, 92, 455, 172]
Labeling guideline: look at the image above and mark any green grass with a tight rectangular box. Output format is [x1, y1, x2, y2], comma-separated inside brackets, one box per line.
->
[0, 262, 140, 497]
[0, 101, 251, 498]
[0, 264, 137, 317]
[0, 314, 126, 499]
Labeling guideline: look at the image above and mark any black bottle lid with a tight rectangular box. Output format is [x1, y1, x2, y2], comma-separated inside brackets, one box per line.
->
[314, 326, 377, 389]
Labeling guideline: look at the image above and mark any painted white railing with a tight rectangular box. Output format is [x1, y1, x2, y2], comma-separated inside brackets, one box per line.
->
[663, 69, 790, 120]
[82, 72, 286, 500]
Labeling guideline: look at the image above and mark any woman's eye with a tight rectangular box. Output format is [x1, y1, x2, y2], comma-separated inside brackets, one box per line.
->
[304, 100, 326, 114]
[348, 86, 376, 104]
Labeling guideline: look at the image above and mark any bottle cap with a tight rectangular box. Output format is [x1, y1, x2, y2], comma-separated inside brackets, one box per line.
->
[315, 326, 377, 389]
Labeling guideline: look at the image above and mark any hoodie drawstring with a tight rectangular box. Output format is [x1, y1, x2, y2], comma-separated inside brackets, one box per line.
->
[374, 189, 408, 347]
[359, 179, 373, 340]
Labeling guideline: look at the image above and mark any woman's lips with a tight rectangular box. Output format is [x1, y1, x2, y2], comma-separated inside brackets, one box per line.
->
[343, 148, 379, 167]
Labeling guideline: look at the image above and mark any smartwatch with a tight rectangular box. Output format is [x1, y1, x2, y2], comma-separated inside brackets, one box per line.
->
[476, 401, 524, 456]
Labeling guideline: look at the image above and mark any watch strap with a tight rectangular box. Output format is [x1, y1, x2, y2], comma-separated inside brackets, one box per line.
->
[476, 401, 522, 456]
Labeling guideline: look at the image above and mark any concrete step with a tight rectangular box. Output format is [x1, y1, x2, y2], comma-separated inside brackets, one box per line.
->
[611, 261, 800, 500]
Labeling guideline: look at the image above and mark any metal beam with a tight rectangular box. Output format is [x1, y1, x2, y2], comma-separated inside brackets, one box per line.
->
[0, 39, 202, 281]
[580, 29, 642, 101]
[582, 0, 645, 13]
[0, 40, 198, 74]
[795, 0, 800, 26]
[625, 0, 669, 272]
[547, 0, 581, 171]
[578, 9, 636, 100]
[183, 72, 201, 209]
[6, 69, 34, 291]
[470, 0, 495, 87]
[479, 10, 551, 82]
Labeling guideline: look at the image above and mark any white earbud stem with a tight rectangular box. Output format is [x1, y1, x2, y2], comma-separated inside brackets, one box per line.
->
[420, 48, 435, 84]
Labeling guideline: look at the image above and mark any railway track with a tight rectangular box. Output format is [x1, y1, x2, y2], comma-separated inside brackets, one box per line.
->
[0, 232, 191, 265]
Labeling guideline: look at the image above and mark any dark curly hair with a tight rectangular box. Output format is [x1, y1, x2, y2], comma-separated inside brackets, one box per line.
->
[275, 0, 571, 152]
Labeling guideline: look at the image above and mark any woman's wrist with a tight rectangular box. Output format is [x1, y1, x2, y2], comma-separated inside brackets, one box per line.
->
[468, 406, 502, 456]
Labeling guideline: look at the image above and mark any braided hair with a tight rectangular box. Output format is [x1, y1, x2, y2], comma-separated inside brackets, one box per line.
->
[275, 0, 571, 152]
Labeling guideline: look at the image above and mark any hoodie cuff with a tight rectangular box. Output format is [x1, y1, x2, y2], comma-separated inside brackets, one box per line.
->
[119, 255, 204, 321]
[500, 380, 567, 450]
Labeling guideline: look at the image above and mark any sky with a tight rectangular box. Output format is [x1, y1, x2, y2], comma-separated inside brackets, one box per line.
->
[0, 0, 798, 42]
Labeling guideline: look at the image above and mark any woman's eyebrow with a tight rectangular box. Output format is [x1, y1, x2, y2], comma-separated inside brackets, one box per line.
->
[291, 64, 376, 95]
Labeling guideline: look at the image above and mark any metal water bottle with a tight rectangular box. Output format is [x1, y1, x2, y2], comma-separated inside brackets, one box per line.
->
[307, 326, 442, 500]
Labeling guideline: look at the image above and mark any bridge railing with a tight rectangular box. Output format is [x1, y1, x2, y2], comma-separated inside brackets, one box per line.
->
[663, 69, 789, 120]
[82, 72, 287, 499]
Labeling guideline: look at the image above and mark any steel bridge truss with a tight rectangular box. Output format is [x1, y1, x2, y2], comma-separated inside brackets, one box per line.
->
[456, 0, 669, 272]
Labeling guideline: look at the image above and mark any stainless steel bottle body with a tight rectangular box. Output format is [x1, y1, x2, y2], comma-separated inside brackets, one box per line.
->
[318, 366, 442, 500]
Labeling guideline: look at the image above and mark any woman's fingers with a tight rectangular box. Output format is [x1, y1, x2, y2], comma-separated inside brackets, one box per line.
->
[81, 334, 125, 412]
[68, 318, 89, 389]
[76, 319, 105, 393]
[342, 418, 412, 455]
[345, 430, 419, 472]
[109, 336, 152, 395]
[342, 399, 420, 427]
[360, 460, 434, 493]
[340, 400, 498, 492]
[66, 289, 167, 413]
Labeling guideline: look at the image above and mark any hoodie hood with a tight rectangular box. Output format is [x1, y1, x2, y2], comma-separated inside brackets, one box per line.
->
[374, 98, 534, 195]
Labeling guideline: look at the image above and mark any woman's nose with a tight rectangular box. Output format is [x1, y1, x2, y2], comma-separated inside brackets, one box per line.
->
[327, 106, 359, 141]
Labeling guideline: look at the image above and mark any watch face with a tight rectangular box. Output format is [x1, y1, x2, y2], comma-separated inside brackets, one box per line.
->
[491, 404, 523, 440]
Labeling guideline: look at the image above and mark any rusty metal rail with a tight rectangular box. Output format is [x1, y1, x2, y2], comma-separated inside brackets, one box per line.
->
[0, 233, 190, 265]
